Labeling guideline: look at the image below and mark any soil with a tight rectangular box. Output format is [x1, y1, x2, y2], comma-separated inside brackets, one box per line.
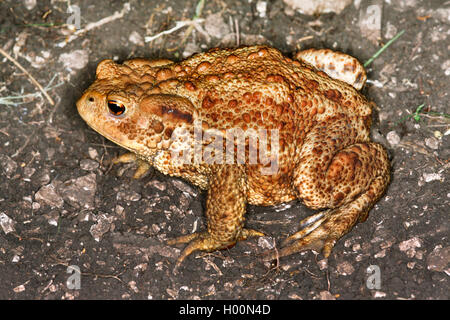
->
[0, 0, 448, 300]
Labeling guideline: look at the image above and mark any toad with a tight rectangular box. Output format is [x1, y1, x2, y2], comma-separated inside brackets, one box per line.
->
[77, 46, 390, 270]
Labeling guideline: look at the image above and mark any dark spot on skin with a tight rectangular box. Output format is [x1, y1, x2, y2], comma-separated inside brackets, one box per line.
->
[324, 89, 342, 103]
[202, 95, 216, 109]
[334, 192, 345, 204]
[161, 105, 193, 124]
[164, 127, 173, 139]
[152, 119, 164, 133]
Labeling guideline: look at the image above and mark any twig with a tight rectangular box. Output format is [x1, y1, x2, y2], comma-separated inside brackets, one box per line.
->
[234, 17, 240, 47]
[145, 0, 206, 45]
[0, 80, 64, 106]
[0, 48, 55, 105]
[145, 20, 204, 43]
[57, 3, 130, 47]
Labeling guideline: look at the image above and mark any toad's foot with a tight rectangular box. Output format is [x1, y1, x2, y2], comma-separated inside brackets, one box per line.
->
[264, 176, 388, 261]
[263, 209, 338, 261]
[168, 228, 264, 273]
[112, 152, 151, 179]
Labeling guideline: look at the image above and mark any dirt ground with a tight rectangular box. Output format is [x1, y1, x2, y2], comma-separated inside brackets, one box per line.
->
[0, 0, 448, 300]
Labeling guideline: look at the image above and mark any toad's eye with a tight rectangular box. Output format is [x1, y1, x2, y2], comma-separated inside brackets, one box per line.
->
[107, 100, 126, 116]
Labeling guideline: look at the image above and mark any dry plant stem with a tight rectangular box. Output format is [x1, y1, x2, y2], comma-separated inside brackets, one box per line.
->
[0, 48, 55, 105]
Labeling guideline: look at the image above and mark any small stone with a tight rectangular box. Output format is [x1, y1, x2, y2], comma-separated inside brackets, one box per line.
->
[171, 179, 198, 197]
[204, 13, 230, 39]
[57, 173, 97, 209]
[117, 189, 141, 202]
[384, 22, 398, 39]
[422, 172, 443, 183]
[283, 0, 351, 15]
[59, 50, 89, 70]
[23, 167, 36, 179]
[115, 205, 125, 218]
[182, 42, 201, 58]
[434, 131, 442, 139]
[257, 236, 275, 250]
[374, 249, 386, 258]
[43, 210, 60, 226]
[88, 147, 99, 160]
[90, 213, 115, 241]
[256, 1, 267, 18]
[288, 293, 303, 299]
[425, 137, 439, 150]
[319, 291, 336, 300]
[35, 182, 64, 208]
[128, 281, 139, 293]
[373, 291, 386, 298]
[0, 212, 16, 234]
[13, 284, 26, 293]
[148, 180, 167, 191]
[317, 259, 328, 270]
[129, 31, 144, 46]
[0, 154, 18, 178]
[427, 245, 450, 273]
[337, 261, 355, 276]
[386, 131, 401, 146]
[80, 159, 99, 171]
[24, 0, 36, 10]
[399, 237, 422, 258]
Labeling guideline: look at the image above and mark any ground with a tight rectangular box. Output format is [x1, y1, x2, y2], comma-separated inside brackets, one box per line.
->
[0, 0, 448, 300]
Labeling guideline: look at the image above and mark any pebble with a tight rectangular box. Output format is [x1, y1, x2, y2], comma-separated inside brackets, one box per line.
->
[399, 237, 422, 258]
[319, 291, 336, 300]
[204, 13, 230, 39]
[257, 236, 275, 250]
[427, 245, 450, 273]
[88, 147, 99, 160]
[80, 159, 99, 171]
[57, 173, 97, 209]
[129, 31, 144, 46]
[424, 137, 439, 150]
[117, 189, 142, 202]
[422, 172, 443, 183]
[59, 50, 89, 70]
[90, 213, 115, 241]
[386, 131, 401, 146]
[24, 0, 36, 10]
[171, 179, 198, 197]
[283, 0, 351, 15]
[0, 212, 16, 234]
[0, 154, 17, 178]
[337, 261, 355, 276]
[256, 1, 267, 18]
[35, 182, 64, 208]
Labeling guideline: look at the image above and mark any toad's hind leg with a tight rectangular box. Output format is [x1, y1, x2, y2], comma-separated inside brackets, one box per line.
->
[295, 48, 367, 90]
[265, 123, 390, 260]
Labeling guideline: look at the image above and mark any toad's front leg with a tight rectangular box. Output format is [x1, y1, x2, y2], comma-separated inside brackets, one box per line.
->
[167, 165, 264, 272]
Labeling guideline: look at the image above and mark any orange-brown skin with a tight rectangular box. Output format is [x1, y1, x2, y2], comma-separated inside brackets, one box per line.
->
[77, 46, 390, 271]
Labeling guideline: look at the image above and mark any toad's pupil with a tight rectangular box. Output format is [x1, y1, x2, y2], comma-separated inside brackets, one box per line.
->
[108, 101, 125, 115]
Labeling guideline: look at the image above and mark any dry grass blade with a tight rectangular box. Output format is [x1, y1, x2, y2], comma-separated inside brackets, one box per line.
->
[0, 48, 55, 105]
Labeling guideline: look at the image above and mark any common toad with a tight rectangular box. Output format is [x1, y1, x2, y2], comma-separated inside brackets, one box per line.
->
[77, 46, 390, 270]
